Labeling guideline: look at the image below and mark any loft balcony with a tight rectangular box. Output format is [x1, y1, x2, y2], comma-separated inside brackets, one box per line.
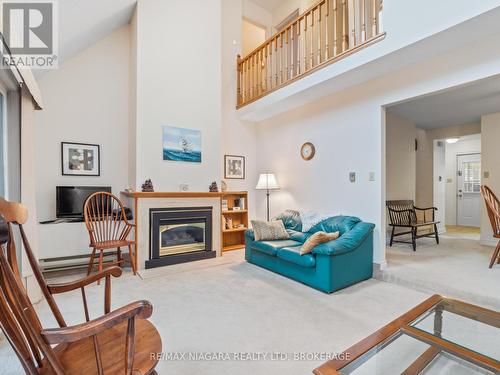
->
[236, 0, 384, 109]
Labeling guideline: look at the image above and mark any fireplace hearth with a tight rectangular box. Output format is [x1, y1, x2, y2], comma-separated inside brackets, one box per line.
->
[147, 207, 215, 268]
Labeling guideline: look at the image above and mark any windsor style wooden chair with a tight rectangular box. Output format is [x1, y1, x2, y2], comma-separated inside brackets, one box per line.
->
[0, 199, 162, 374]
[386, 200, 440, 251]
[480, 185, 500, 268]
[84, 192, 137, 281]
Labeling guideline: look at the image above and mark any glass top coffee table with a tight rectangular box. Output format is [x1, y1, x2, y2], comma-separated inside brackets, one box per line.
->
[313, 295, 500, 375]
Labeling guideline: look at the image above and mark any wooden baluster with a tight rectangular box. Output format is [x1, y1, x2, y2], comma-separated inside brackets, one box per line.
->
[285, 29, 289, 81]
[245, 58, 248, 102]
[276, 35, 281, 85]
[372, 0, 379, 36]
[296, 19, 301, 75]
[333, 0, 338, 56]
[236, 55, 242, 105]
[251, 53, 255, 99]
[278, 32, 283, 84]
[325, 0, 330, 60]
[247, 57, 251, 100]
[262, 46, 267, 93]
[257, 49, 262, 95]
[342, 0, 349, 52]
[317, 4, 321, 65]
[261, 48, 265, 93]
[352, 0, 357, 47]
[270, 39, 273, 87]
[242, 59, 246, 102]
[309, 9, 314, 68]
[274, 35, 281, 86]
[290, 22, 297, 79]
[361, 0, 366, 42]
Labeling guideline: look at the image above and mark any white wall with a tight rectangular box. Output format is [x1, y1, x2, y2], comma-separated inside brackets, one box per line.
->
[242, 0, 273, 37]
[481, 113, 500, 245]
[35, 26, 131, 220]
[444, 134, 481, 225]
[242, 18, 266, 56]
[135, 0, 222, 192]
[272, 0, 314, 28]
[416, 123, 481, 207]
[385, 112, 416, 201]
[222, 0, 257, 218]
[254, 29, 500, 265]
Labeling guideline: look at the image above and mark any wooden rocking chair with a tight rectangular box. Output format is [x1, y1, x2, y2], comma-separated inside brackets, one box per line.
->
[386, 200, 440, 251]
[480, 185, 500, 268]
[0, 198, 161, 374]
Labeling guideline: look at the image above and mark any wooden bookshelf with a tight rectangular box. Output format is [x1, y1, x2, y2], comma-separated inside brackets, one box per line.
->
[221, 191, 248, 252]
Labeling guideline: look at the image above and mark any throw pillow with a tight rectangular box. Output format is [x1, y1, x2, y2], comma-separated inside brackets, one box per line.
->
[251, 220, 290, 241]
[300, 231, 340, 255]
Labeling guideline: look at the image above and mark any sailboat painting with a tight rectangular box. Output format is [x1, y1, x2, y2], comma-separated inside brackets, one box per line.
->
[162, 126, 202, 163]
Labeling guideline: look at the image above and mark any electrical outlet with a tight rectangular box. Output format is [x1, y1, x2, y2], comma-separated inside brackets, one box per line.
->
[369, 172, 375, 182]
[179, 183, 189, 192]
[349, 172, 356, 183]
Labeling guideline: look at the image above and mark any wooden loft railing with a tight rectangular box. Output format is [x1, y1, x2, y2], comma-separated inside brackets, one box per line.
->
[236, 0, 385, 108]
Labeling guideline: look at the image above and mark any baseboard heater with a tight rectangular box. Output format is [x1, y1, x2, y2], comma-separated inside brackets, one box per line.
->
[39, 252, 118, 273]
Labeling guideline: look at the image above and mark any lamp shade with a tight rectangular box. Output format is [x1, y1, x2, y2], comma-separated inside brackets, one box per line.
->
[255, 173, 280, 190]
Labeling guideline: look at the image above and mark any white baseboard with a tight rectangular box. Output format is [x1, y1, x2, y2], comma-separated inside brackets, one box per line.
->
[480, 239, 498, 247]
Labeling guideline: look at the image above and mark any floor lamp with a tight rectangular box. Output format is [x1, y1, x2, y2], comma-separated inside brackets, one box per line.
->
[255, 173, 280, 221]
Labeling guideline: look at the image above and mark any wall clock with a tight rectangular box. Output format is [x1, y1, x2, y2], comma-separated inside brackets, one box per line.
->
[301, 142, 315, 160]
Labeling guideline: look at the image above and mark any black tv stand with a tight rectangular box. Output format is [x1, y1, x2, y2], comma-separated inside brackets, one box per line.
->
[39, 217, 84, 224]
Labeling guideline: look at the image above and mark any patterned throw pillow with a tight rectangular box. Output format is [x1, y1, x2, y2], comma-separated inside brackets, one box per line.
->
[251, 220, 290, 241]
[300, 231, 340, 255]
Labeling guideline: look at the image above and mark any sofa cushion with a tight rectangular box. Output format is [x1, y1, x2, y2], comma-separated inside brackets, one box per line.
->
[277, 246, 316, 268]
[300, 231, 340, 255]
[251, 240, 302, 256]
[275, 210, 302, 231]
[287, 229, 311, 243]
[251, 220, 290, 241]
[308, 216, 361, 235]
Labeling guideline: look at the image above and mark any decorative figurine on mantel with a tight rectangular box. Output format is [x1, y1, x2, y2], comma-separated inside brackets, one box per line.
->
[209, 181, 219, 192]
[141, 179, 154, 192]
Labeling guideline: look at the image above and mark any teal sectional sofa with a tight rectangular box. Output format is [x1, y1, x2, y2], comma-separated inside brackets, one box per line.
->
[245, 214, 375, 293]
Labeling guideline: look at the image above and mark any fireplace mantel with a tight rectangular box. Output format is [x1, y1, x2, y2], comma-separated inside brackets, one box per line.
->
[121, 191, 245, 198]
[121, 191, 247, 271]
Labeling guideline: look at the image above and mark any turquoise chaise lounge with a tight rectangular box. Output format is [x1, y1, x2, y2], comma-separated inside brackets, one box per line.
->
[245, 214, 375, 293]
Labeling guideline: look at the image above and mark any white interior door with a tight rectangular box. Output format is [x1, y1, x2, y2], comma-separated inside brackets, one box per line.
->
[457, 153, 481, 227]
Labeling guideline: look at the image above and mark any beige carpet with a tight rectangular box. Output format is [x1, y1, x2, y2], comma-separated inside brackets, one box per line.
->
[0, 251, 429, 375]
[380, 235, 500, 310]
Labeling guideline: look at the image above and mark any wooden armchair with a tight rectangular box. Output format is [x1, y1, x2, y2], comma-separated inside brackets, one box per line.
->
[480, 185, 500, 268]
[0, 198, 161, 374]
[84, 192, 137, 281]
[386, 200, 440, 251]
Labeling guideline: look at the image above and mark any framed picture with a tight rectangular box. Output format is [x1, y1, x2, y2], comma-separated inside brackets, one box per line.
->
[163, 126, 202, 163]
[61, 142, 100, 176]
[224, 155, 245, 179]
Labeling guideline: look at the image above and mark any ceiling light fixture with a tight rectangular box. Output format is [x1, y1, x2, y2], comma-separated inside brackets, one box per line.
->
[446, 138, 459, 144]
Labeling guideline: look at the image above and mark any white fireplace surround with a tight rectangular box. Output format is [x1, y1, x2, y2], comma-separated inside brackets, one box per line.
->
[121, 193, 222, 270]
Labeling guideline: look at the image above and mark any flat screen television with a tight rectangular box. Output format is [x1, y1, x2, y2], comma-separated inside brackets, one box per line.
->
[56, 186, 112, 219]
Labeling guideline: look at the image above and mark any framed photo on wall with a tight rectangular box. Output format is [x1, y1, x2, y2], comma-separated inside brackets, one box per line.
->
[224, 155, 245, 179]
[61, 142, 100, 176]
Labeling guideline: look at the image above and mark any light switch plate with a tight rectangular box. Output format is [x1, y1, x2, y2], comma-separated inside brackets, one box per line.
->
[179, 183, 189, 191]
[484, 171, 490, 179]
[369, 172, 375, 181]
[350, 172, 356, 183]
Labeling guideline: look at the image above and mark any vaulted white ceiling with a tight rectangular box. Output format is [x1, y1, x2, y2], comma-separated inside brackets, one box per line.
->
[249, 0, 289, 12]
[57, 0, 137, 63]
[388, 75, 500, 129]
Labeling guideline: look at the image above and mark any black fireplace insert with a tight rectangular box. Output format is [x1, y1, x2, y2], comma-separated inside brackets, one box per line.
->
[147, 207, 215, 269]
